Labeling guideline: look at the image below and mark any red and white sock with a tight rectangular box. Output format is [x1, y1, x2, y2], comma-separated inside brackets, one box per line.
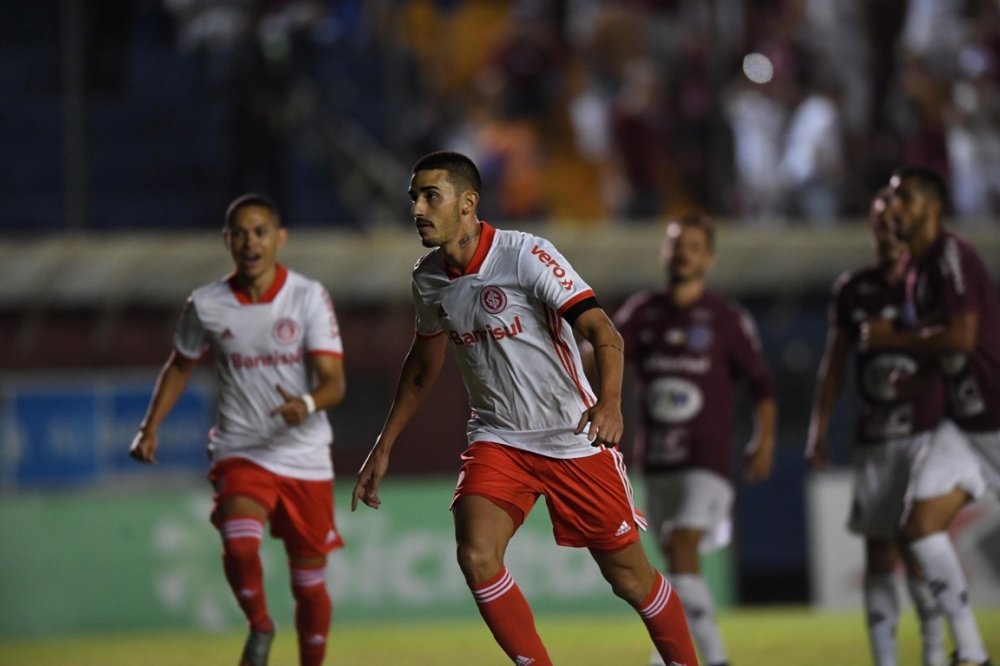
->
[220, 517, 272, 633]
[290, 564, 331, 666]
[634, 572, 698, 666]
[470, 567, 552, 666]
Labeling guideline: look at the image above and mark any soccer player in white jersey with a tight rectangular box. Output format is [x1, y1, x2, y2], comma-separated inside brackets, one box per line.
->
[352, 151, 698, 666]
[129, 194, 346, 666]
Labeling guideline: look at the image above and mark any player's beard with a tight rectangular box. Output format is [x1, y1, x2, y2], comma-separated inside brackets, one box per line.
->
[875, 240, 901, 268]
[894, 211, 927, 245]
[417, 206, 461, 248]
[668, 261, 705, 286]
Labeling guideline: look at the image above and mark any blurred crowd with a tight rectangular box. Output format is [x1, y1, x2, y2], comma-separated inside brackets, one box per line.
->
[82, 0, 1000, 226]
[369, 0, 1000, 225]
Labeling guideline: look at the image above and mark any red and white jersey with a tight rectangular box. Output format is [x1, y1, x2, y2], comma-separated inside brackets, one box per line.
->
[412, 222, 600, 459]
[174, 264, 343, 480]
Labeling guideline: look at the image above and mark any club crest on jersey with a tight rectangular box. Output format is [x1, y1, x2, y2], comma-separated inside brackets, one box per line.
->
[686, 324, 713, 352]
[480, 286, 508, 314]
[273, 317, 301, 345]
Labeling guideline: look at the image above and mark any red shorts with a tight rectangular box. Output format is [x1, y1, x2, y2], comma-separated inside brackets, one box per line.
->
[452, 442, 646, 550]
[208, 456, 344, 558]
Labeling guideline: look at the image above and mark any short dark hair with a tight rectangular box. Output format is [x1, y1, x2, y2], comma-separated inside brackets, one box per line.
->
[412, 151, 482, 196]
[224, 193, 281, 228]
[891, 165, 951, 216]
[668, 211, 716, 251]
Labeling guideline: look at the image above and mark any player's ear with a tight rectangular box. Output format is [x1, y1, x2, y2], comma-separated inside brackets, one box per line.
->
[461, 190, 479, 216]
[277, 226, 288, 249]
[222, 227, 231, 251]
[928, 196, 943, 220]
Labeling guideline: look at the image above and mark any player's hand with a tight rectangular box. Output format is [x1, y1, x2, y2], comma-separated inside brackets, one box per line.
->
[352, 443, 391, 511]
[271, 384, 310, 426]
[744, 439, 774, 481]
[129, 429, 158, 464]
[575, 400, 624, 448]
[805, 436, 829, 471]
[859, 318, 894, 351]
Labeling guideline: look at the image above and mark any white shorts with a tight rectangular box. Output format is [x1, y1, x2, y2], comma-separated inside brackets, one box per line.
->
[847, 431, 933, 539]
[644, 469, 734, 553]
[913, 420, 989, 501]
[962, 429, 1000, 492]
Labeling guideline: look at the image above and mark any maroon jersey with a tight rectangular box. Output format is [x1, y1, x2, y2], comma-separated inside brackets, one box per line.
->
[615, 290, 774, 477]
[906, 231, 1000, 431]
[832, 266, 945, 444]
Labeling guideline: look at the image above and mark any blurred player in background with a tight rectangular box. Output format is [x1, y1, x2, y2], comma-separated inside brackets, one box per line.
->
[351, 151, 698, 666]
[807, 188, 946, 666]
[863, 166, 999, 666]
[613, 213, 776, 666]
[129, 194, 346, 666]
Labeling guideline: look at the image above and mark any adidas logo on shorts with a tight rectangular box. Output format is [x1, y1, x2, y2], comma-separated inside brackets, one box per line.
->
[515, 656, 536, 665]
[615, 520, 631, 537]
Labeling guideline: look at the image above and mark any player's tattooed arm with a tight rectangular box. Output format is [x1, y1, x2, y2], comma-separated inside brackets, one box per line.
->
[354, 333, 447, 511]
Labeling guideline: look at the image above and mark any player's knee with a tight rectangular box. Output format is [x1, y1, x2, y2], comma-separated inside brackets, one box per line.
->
[606, 569, 649, 604]
[222, 535, 261, 563]
[456, 541, 503, 582]
[903, 504, 943, 541]
[665, 531, 700, 573]
[865, 540, 897, 574]
[291, 577, 329, 606]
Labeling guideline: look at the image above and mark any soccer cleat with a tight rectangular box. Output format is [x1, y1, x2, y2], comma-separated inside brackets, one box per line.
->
[239, 628, 275, 666]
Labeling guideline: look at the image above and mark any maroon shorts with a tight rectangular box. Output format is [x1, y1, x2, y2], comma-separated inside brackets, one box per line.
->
[452, 442, 646, 550]
[208, 456, 344, 558]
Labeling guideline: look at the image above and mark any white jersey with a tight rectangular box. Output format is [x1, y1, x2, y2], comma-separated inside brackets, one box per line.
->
[174, 264, 343, 480]
[412, 223, 600, 459]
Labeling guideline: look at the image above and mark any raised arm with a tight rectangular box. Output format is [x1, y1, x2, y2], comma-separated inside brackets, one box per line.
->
[129, 350, 198, 464]
[351, 332, 448, 510]
[806, 323, 850, 470]
[572, 307, 625, 447]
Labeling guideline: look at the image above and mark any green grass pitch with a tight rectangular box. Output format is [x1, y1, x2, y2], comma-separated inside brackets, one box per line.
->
[2, 607, 998, 665]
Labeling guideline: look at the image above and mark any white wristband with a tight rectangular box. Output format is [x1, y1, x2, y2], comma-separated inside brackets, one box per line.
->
[301, 393, 316, 415]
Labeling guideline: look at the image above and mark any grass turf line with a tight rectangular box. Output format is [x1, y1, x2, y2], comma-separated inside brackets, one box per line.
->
[1, 607, 998, 665]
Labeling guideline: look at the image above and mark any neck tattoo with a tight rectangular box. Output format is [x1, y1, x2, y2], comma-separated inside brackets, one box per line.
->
[458, 228, 480, 248]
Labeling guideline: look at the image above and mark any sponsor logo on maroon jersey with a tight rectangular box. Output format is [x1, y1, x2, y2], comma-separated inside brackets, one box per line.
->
[449, 315, 524, 346]
[272, 317, 301, 345]
[531, 244, 575, 291]
[480, 286, 508, 314]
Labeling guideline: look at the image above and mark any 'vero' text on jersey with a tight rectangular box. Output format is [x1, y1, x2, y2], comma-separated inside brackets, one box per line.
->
[531, 244, 574, 291]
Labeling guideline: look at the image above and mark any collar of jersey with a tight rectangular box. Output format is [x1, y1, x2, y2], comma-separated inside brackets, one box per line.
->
[228, 263, 288, 304]
[446, 221, 496, 279]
